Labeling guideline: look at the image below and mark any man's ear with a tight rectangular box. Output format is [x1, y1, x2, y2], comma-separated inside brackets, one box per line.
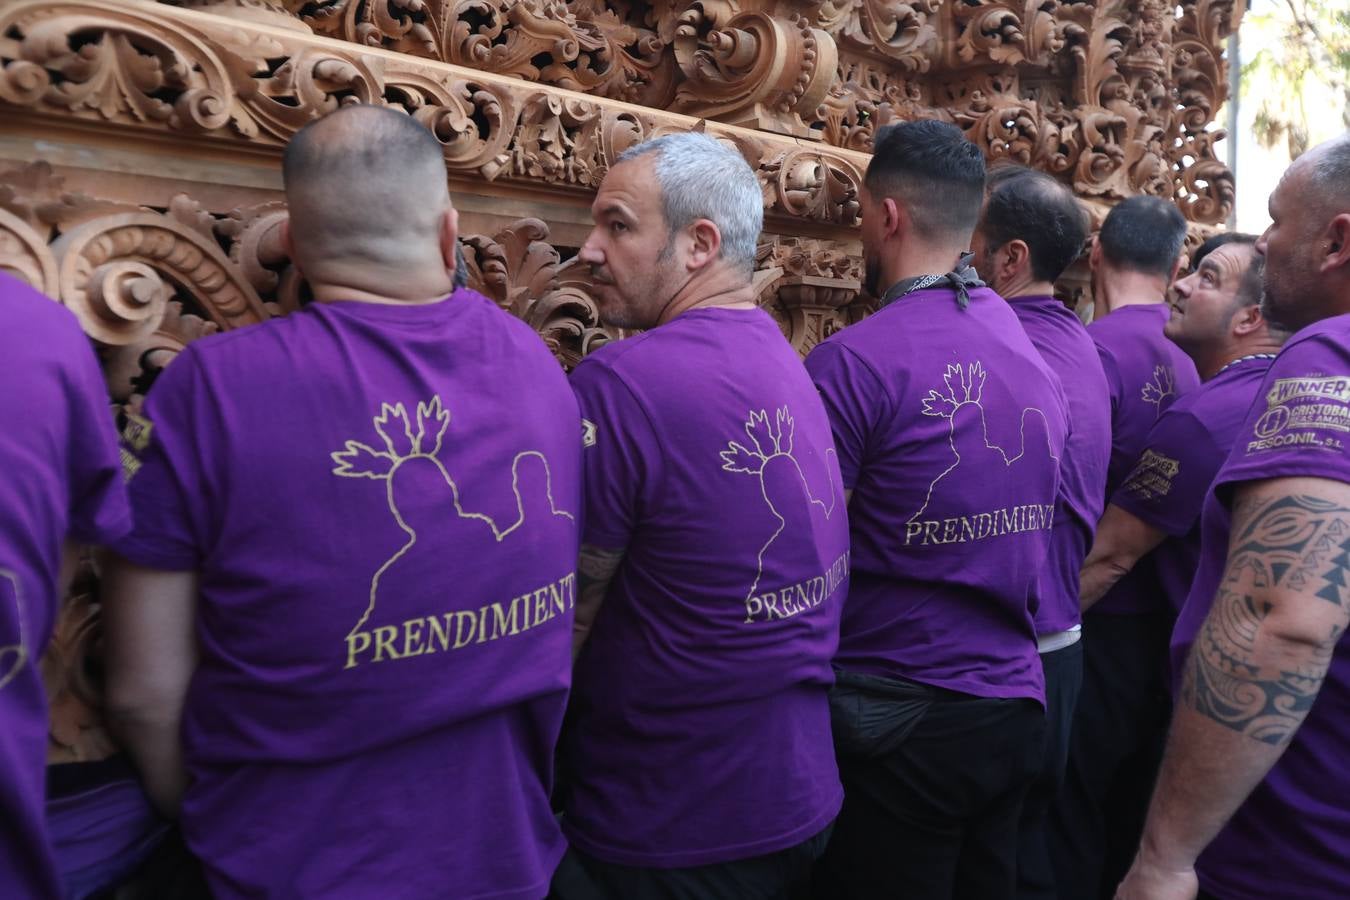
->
[1319, 212, 1350, 275]
[280, 217, 303, 279]
[1005, 239, 1031, 281]
[883, 197, 908, 243]
[1088, 234, 1102, 270]
[1231, 302, 1264, 337]
[685, 218, 722, 271]
[440, 206, 461, 274]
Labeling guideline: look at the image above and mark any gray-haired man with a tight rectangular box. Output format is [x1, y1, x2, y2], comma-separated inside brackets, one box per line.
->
[554, 132, 849, 899]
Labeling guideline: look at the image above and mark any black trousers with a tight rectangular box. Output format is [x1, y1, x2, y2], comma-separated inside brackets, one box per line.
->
[814, 671, 1045, 900]
[1016, 640, 1085, 900]
[1047, 611, 1174, 900]
[549, 824, 832, 900]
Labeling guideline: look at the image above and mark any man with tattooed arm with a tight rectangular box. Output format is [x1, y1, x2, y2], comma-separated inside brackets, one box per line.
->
[1117, 133, 1350, 900]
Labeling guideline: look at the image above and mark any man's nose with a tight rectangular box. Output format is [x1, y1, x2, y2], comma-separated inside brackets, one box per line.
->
[578, 231, 604, 266]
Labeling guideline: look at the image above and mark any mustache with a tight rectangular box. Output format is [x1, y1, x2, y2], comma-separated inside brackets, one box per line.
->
[588, 264, 614, 285]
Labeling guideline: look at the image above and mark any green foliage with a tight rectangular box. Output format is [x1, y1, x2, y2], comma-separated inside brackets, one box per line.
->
[1240, 0, 1350, 157]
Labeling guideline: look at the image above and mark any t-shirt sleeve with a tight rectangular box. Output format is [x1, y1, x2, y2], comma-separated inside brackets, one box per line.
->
[569, 358, 660, 551]
[114, 348, 214, 570]
[1110, 409, 1221, 536]
[1216, 334, 1350, 493]
[804, 341, 886, 491]
[1092, 339, 1124, 420]
[64, 324, 131, 546]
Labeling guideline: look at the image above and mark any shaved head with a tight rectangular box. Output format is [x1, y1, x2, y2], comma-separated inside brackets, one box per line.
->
[1258, 132, 1350, 332]
[283, 105, 456, 298]
[1301, 132, 1350, 217]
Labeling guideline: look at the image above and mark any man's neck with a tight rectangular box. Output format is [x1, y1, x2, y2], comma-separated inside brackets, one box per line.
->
[999, 277, 1056, 301]
[1197, 337, 1287, 381]
[877, 245, 967, 295]
[655, 269, 756, 326]
[310, 282, 455, 306]
[1093, 266, 1168, 320]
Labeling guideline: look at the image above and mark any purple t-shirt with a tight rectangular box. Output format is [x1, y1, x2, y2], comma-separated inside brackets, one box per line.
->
[806, 286, 1068, 702]
[1170, 315, 1350, 899]
[1112, 356, 1273, 619]
[566, 307, 846, 867]
[1089, 302, 1200, 615]
[1008, 294, 1111, 636]
[115, 289, 580, 900]
[0, 275, 130, 899]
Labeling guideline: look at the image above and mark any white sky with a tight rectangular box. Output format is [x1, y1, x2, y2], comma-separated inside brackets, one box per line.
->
[1223, 0, 1347, 233]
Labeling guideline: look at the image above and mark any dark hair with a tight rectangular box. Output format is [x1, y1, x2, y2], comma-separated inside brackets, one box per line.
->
[1236, 254, 1264, 308]
[980, 165, 1089, 282]
[1097, 195, 1188, 276]
[866, 120, 986, 240]
[1190, 231, 1257, 271]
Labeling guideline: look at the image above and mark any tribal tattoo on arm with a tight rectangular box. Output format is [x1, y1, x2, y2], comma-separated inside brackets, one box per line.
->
[1182, 480, 1350, 746]
[572, 543, 626, 660]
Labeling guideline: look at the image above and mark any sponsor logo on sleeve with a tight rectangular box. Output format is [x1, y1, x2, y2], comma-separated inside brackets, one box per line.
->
[119, 413, 154, 481]
[1120, 448, 1181, 501]
[1246, 375, 1350, 453]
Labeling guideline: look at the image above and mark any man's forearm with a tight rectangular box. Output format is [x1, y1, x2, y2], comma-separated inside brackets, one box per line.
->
[1080, 505, 1167, 612]
[572, 544, 625, 659]
[1079, 555, 1131, 611]
[1136, 644, 1322, 871]
[107, 706, 188, 818]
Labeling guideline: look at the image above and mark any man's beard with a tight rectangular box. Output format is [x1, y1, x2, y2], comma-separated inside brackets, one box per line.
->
[1259, 268, 1309, 334]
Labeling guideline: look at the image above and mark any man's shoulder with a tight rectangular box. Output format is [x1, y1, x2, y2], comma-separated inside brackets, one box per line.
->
[1282, 313, 1350, 359]
[0, 275, 90, 352]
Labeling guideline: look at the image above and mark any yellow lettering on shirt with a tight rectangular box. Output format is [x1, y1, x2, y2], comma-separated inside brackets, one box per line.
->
[344, 572, 576, 669]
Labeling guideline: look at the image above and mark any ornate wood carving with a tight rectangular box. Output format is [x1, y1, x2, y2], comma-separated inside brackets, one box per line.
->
[157, 0, 1246, 228]
[0, 0, 866, 229]
[1, 0, 1245, 767]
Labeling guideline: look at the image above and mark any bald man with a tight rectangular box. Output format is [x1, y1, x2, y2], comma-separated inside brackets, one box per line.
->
[102, 106, 582, 898]
[1118, 134, 1350, 900]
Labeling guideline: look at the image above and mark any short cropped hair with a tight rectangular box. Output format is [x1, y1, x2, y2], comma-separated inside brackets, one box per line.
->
[617, 133, 762, 275]
[1097, 195, 1188, 277]
[981, 166, 1089, 282]
[1190, 231, 1255, 271]
[282, 105, 450, 271]
[1236, 254, 1265, 309]
[1307, 133, 1350, 216]
[866, 120, 986, 240]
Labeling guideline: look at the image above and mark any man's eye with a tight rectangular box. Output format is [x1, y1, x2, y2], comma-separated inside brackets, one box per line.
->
[611, 221, 627, 233]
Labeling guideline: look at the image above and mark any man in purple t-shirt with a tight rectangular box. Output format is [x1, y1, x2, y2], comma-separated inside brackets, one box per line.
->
[1119, 134, 1350, 900]
[805, 121, 1068, 900]
[1062, 236, 1285, 898]
[102, 106, 581, 899]
[554, 132, 846, 900]
[0, 274, 130, 899]
[1047, 195, 1199, 897]
[971, 166, 1111, 900]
